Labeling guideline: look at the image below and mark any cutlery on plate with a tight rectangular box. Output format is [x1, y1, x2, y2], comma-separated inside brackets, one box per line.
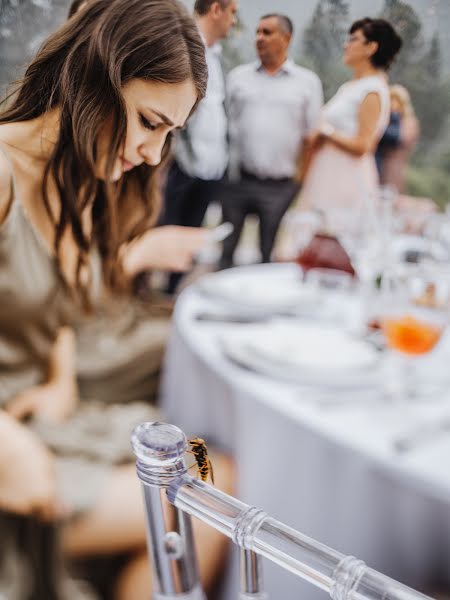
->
[194, 309, 306, 323]
[361, 330, 386, 352]
[195, 311, 273, 323]
[316, 394, 382, 409]
[393, 417, 450, 453]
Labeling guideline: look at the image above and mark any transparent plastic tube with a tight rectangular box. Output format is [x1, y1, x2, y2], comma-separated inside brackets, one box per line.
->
[133, 423, 431, 600]
[167, 476, 431, 600]
[240, 549, 268, 599]
[131, 422, 205, 599]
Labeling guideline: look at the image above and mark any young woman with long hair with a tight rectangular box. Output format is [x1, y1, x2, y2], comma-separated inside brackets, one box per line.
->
[0, 1, 233, 597]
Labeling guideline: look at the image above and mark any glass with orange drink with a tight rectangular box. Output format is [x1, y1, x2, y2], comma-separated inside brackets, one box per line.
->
[380, 263, 450, 400]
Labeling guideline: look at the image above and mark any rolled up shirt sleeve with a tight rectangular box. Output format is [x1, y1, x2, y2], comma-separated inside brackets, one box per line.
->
[305, 74, 324, 134]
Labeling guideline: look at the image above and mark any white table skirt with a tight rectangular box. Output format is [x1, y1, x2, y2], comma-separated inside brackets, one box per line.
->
[160, 264, 450, 600]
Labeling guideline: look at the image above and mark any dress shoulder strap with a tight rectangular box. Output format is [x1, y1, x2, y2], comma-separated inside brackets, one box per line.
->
[0, 142, 18, 219]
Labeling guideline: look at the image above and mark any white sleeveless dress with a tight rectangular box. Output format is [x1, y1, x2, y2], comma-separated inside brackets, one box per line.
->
[298, 75, 390, 222]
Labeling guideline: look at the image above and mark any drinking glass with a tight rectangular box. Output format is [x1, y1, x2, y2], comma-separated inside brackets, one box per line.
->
[324, 201, 385, 284]
[277, 210, 322, 262]
[326, 203, 386, 332]
[380, 263, 450, 401]
[422, 212, 450, 262]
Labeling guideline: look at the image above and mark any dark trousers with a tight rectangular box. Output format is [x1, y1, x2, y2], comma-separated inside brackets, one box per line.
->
[161, 161, 221, 294]
[220, 172, 300, 268]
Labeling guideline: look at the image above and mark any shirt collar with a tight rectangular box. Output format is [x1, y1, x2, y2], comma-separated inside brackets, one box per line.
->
[255, 58, 294, 76]
[209, 42, 223, 56]
[199, 29, 222, 55]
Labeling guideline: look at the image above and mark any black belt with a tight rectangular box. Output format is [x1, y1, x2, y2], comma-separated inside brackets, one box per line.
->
[240, 169, 291, 183]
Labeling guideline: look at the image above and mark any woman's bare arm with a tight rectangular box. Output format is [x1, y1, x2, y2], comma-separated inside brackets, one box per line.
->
[318, 92, 382, 157]
[121, 225, 207, 278]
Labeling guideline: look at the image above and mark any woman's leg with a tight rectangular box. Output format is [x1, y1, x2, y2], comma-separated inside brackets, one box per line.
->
[62, 453, 235, 600]
[62, 464, 148, 557]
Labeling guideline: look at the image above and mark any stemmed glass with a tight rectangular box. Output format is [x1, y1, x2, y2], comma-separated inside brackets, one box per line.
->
[325, 198, 388, 331]
[379, 262, 450, 401]
[422, 212, 450, 262]
[285, 210, 323, 257]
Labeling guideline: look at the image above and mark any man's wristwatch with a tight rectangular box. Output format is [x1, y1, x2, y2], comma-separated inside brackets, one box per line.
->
[320, 123, 336, 138]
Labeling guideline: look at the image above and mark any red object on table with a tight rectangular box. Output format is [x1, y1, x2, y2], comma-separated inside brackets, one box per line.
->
[296, 233, 356, 277]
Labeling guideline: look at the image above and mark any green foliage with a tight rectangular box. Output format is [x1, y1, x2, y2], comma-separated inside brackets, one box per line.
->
[299, 0, 350, 100]
[406, 165, 450, 209]
[437, 148, 450, 173]
[407, 70, 449, 148]
[222, 36, 245, 73]
[379, 0, 423, 78]
[427, 33, 442, 80]
[378, 1, 450, 148]
[221, 15, 246, 74]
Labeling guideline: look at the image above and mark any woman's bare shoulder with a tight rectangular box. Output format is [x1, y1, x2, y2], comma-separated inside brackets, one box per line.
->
[0, 150, 14, 225]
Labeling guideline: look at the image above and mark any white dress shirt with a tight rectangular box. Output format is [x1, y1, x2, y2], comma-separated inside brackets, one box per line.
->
[174, 41, 228, 181]
[227, 60, 323, 179]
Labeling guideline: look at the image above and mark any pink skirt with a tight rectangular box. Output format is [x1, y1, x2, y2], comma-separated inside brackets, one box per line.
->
[298, 144, 380, 221]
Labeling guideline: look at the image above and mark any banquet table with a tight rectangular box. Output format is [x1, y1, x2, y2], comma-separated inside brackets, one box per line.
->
[160, 263, 450, 600]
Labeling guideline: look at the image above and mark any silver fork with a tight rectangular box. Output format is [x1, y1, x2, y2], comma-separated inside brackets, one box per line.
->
[298, 388, 384, 409]
[393, 417, 450, 453]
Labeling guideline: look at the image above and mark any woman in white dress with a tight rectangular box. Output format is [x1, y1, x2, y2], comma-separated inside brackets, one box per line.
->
[298, 18, 402, 225]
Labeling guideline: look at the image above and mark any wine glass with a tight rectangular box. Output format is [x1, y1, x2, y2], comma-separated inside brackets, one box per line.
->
[289, 210, 323, 254]
[324, 201, 385, 284]
[324, 203, 386, 333]
[379, 262, 450, 401]
[422, 212, 450, 262]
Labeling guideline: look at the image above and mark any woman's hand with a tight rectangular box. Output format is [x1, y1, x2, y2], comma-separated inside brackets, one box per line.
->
[304, 130, 325, 151]
[6, 378, 78, 424]
[7, 327, 78, 424]
[122, 225, 208, 276]
[0, 411, 63, 520]
[296, 132, 326, 182]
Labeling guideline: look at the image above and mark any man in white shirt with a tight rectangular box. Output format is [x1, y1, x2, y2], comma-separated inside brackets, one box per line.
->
[162, 0, 237, 293]
[220, 13, 323, 268]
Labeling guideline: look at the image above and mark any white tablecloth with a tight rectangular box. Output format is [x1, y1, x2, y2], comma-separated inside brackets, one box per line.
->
[160, 264, 450, 600]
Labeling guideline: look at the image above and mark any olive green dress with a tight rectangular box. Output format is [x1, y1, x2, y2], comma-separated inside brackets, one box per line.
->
[0, 142, 167, 598]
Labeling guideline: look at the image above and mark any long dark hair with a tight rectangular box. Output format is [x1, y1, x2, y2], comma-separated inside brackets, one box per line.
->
[0, 0, 207, 296]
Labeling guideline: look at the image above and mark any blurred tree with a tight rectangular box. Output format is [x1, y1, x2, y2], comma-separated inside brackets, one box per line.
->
[221, 12, 245, 73]
[406, 164, 450, 209]
[379, 0, 423, 76]
[0, 0, 69, 96]
[299, 0, 349, 100]
[426, 33, 442, 80]
[378, 2, 450, 154]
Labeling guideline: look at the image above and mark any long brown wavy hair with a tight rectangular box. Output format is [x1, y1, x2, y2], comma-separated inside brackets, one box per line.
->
[0, 0, 207, 297]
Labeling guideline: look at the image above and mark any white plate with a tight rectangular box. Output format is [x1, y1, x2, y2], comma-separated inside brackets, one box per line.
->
[390, 235, 447, 262]
[197, 266, 316, 313]
[221, 322, 381, 388]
